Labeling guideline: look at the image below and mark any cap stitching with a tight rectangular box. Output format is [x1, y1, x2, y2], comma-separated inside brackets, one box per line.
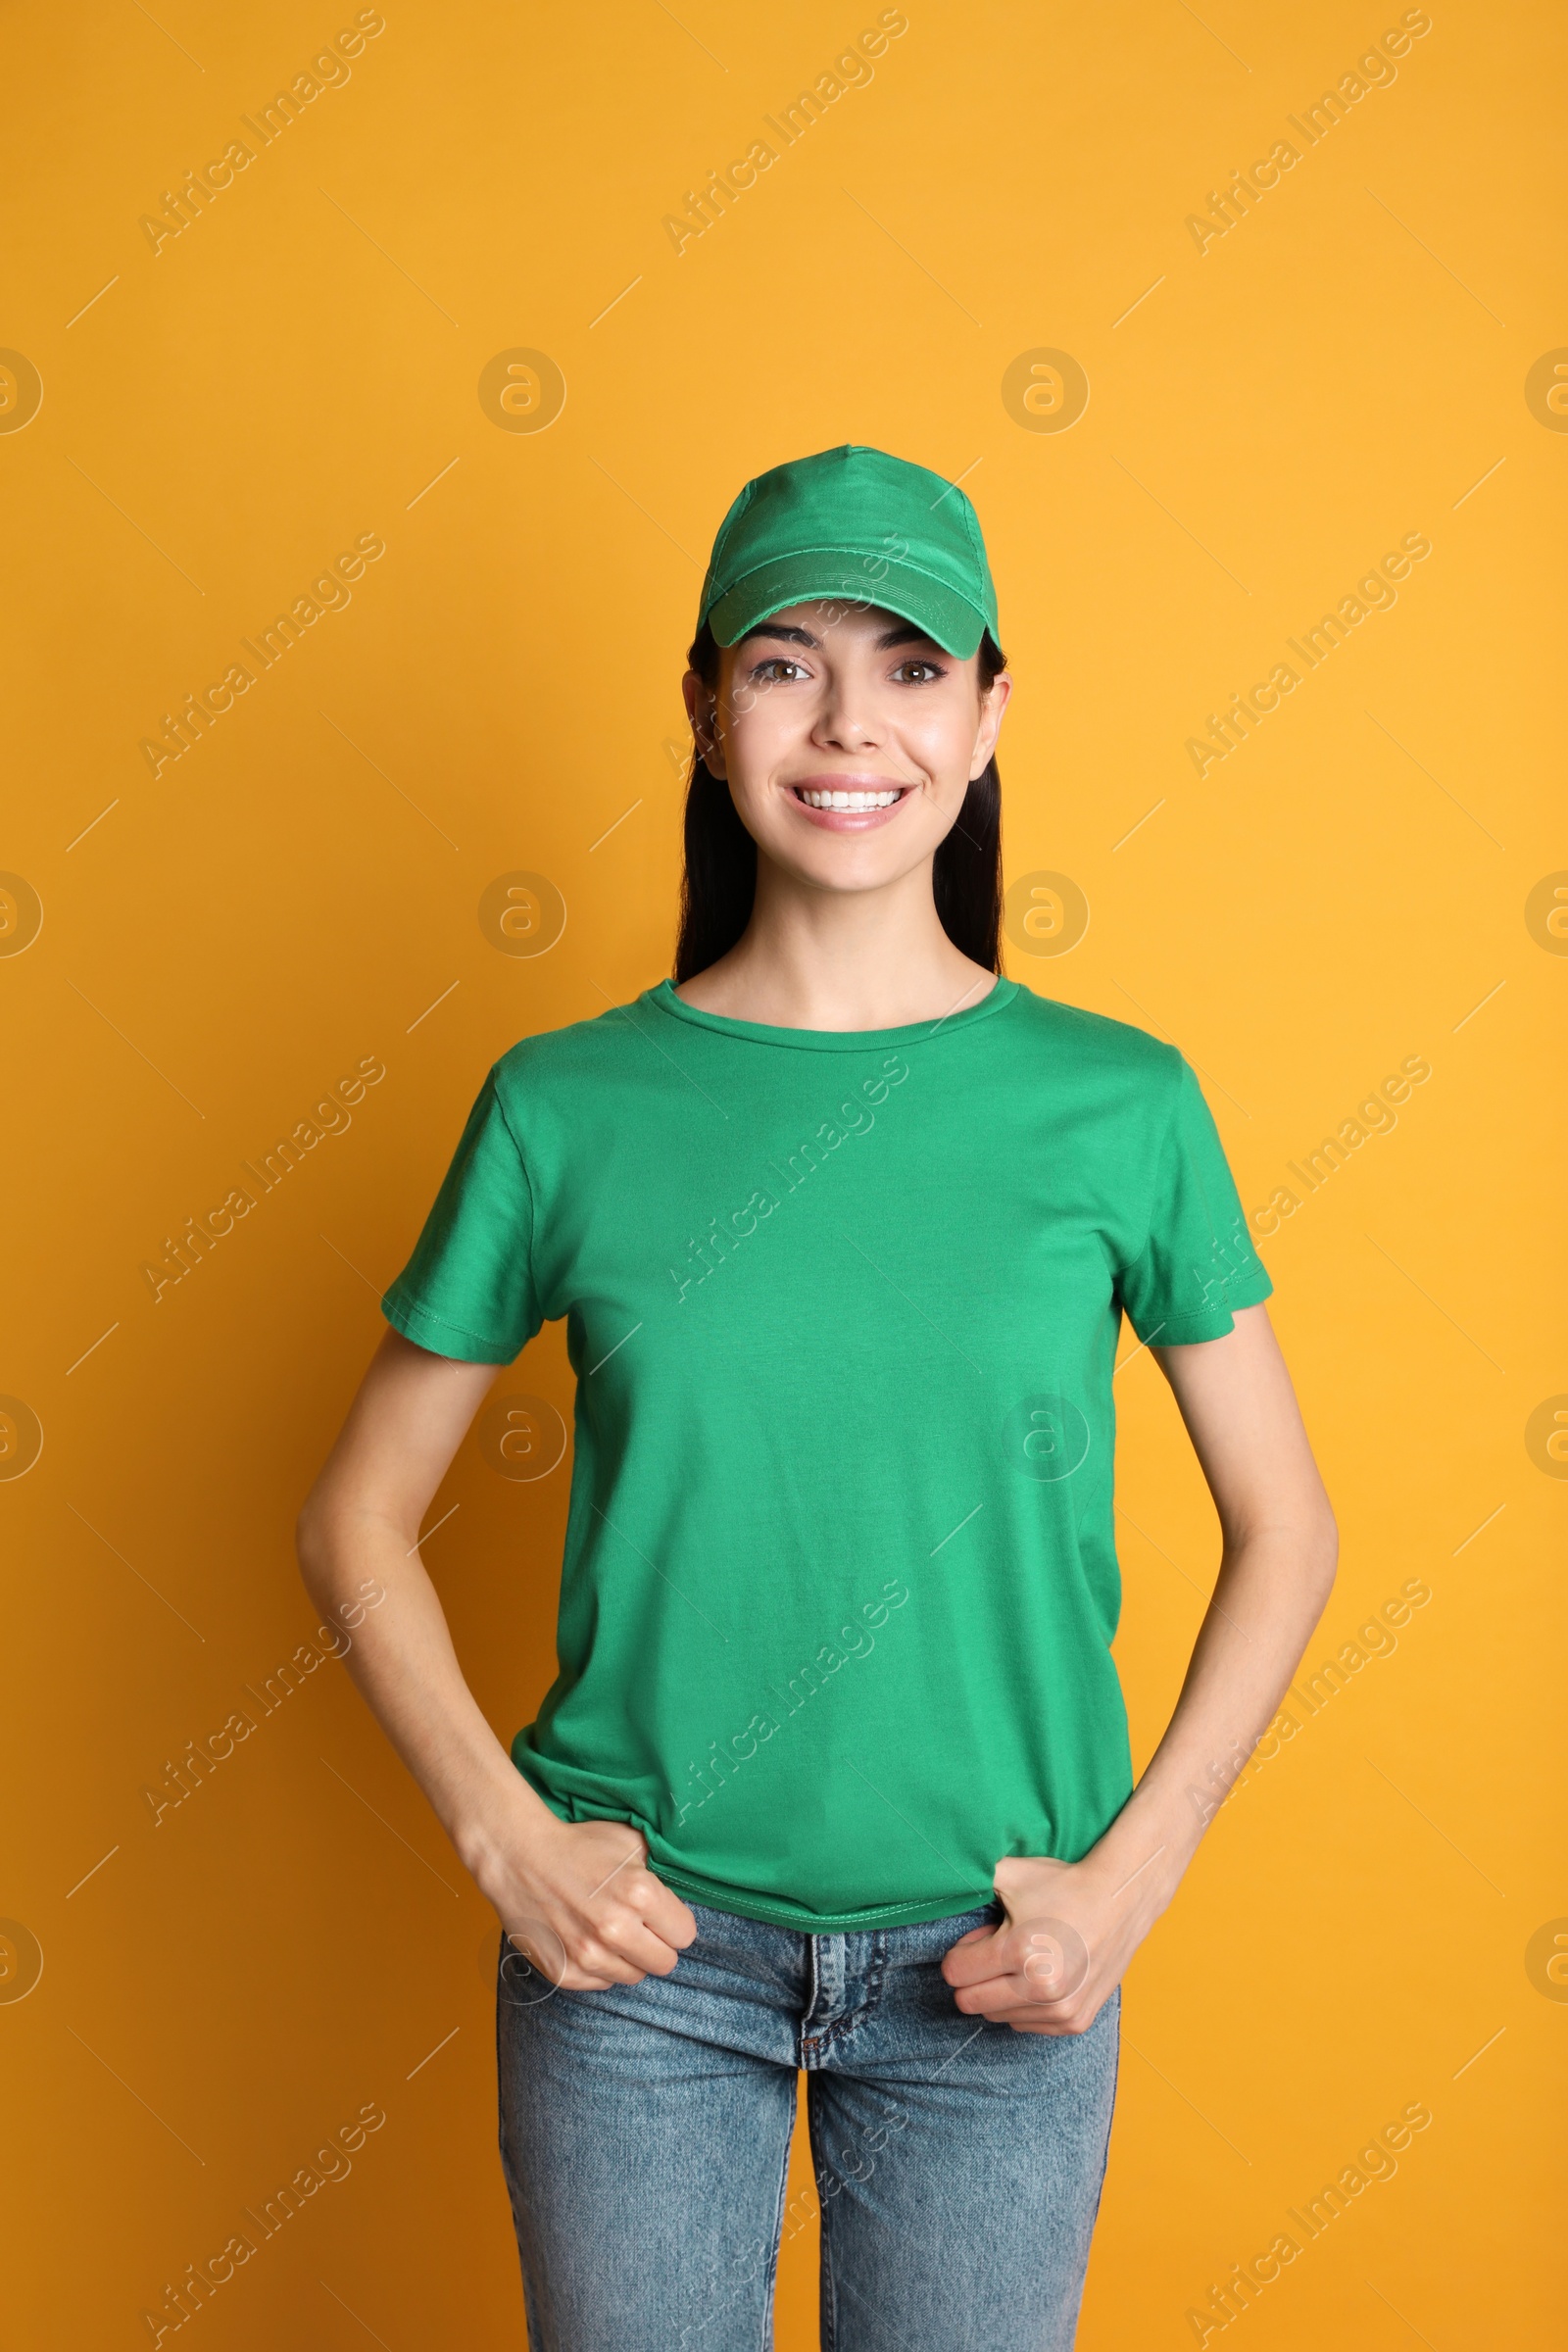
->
[707, 548, 992, 626]
[711, 544, 985, 591]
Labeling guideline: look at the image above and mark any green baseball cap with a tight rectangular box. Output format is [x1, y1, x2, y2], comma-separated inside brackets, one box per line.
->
[697, 444, 999, 660]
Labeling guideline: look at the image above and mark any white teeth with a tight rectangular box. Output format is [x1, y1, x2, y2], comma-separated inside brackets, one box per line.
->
[799, 788, 902, 810]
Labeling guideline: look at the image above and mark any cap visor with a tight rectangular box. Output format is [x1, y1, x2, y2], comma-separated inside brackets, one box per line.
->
[708, 552, 987, 659]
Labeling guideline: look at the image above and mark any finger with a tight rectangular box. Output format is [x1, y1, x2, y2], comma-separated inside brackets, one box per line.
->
[636, 1874, 700, 1949]
[611, 1923, 686, 1978]
[569, 1941, 651, 1986]
[585, 1839, 649, 1902]
[950, 1982, 1016, 2017]
[590, 1915, 689, 1979]
[556, 1964, 615, 1991]
[602, 1868, 697, 1953]
[945, 1947, 1020, 1984]
[951, 1977, 1075, 2019]
[940, 1930, 1008, 1985]
[945, 1976, 1020, 2013]
[1007, 1990, 1104, 2035]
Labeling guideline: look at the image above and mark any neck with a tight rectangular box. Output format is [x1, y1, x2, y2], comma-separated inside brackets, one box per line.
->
[675, 857, 997, 1031]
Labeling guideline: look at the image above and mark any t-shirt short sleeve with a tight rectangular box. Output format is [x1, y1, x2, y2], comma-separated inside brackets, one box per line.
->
[1116, 1057, 1274, 1346]
[380, 1070, 542, 1364]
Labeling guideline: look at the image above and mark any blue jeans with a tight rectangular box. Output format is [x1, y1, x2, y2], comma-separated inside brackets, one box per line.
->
[495, 1900, 1119, 2350]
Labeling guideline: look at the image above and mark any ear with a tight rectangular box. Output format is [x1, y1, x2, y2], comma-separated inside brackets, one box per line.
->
[681, 664, 726, 779]
[968, 668, 1012, 781]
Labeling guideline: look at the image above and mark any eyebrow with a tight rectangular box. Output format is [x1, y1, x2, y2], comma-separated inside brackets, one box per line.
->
[735, 618, 940, 653]
[737, 621, 818, 648]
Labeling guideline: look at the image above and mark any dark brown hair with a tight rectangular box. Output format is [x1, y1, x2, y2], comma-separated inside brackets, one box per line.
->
[673, 618, 1006, 984]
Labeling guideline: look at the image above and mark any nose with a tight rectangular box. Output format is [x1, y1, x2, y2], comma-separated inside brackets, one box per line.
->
[812, 686, 881, 754]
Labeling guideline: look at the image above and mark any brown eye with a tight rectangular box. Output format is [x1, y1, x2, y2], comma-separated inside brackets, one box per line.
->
[895, 661, 943, 683]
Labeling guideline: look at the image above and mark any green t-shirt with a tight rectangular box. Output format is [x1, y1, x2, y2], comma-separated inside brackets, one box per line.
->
[381, 975, 1272, 1933]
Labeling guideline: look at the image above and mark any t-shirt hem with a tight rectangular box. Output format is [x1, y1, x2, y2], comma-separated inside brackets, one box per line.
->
[381, 1288, 517, 1365]
[509, 1761, 1000, 1930]
[651, 1862, 999, 1935]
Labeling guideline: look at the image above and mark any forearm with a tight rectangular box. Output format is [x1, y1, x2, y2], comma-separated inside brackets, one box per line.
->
[1090, 1515, 1337, 1910]
[298, 1501, 555, 1883]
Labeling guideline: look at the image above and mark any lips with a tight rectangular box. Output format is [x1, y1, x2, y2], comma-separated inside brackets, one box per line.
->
[799, 785, 906, 813]
[788, 778, 912, 830]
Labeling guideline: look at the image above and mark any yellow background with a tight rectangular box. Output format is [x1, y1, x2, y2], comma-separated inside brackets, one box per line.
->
[2, 0, 1562, 2342]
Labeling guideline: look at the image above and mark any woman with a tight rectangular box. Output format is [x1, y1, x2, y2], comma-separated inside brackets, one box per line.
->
[298, 444, 1337, 2350]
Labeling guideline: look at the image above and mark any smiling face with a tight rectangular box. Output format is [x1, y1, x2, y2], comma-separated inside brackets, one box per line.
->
[682, 600, 1010, 897]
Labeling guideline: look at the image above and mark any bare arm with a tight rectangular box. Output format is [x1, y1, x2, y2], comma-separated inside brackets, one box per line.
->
[943, 1301, 1337, 2031]
[297, 1327, 696, 1989]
